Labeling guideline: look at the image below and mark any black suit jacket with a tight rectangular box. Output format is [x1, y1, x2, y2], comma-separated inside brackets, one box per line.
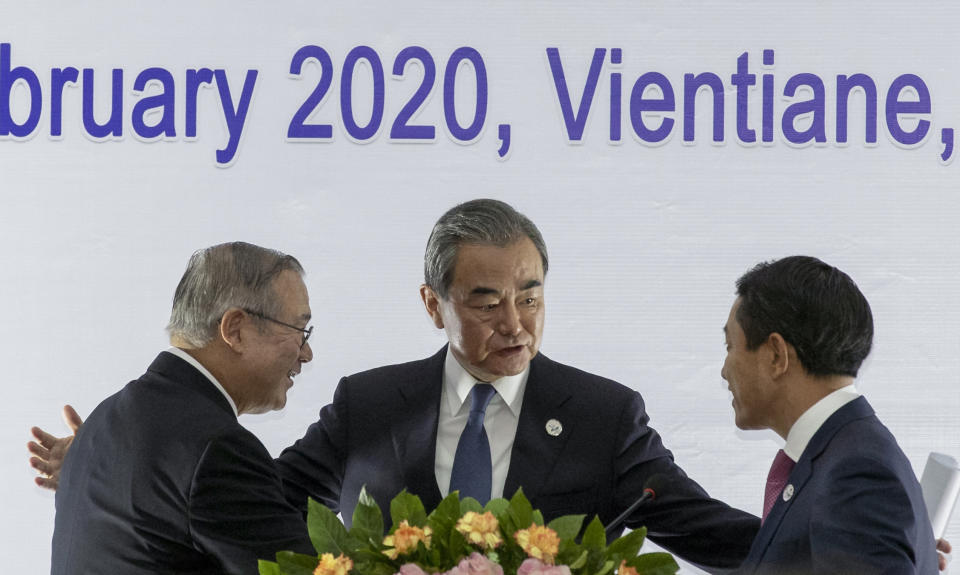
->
[737, 397, 937, 574]
[277, 347, 759, 573]
[52, 351, 313, 575]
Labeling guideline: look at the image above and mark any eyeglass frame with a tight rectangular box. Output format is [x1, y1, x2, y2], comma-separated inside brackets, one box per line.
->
[242, 308, 313, 349]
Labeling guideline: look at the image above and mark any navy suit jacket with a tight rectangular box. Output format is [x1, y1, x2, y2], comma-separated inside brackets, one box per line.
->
[737, 397, 937, 574]
[52, 352, 313, 575]
[277, 347, 759, 573]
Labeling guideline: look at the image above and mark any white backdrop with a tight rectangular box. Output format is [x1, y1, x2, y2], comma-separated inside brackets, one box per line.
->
[3, 2, 959, 571]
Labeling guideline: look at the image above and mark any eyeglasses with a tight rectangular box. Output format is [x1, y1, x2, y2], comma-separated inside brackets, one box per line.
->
[243, 308, 313, 349]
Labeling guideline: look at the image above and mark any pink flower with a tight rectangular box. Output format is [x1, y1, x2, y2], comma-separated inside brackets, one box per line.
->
[396, 564, 428, 575]
[444, 552, 503, 575]
[517, 558, 571, 575]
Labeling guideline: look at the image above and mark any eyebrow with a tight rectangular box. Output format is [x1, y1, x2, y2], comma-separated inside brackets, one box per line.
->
[469, 279, 543, 296]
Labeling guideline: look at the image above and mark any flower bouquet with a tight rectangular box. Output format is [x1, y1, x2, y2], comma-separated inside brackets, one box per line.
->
[259, 488, 678, 575]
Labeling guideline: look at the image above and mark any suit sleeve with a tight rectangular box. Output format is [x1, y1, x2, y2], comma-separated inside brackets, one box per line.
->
[614, 391, 759, 574]
[275, 376, 351, 516]
[809, 454, 929, 574]
[188, 431, 315, 575]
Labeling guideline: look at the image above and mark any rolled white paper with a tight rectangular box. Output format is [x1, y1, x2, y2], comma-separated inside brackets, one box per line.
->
[920, 452, 960, 539]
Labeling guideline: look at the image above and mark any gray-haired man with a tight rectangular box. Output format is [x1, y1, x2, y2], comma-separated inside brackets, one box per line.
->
[48, 242, 314, 574]
[275, 199, 760, 573]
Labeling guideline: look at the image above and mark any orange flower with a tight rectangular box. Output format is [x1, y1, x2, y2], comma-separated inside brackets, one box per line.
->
[618, 560, 640, 575]
[314, 553, 353, 575]
[383, 520, 433, 559]
[513, 524, 560, 564]
[455, 511, 503, 550]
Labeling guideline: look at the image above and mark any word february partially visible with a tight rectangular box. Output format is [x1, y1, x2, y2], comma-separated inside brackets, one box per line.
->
[0, 43, 953, 167]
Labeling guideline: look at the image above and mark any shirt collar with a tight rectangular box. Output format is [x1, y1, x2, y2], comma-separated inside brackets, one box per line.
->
[442, 348, 528, 417]
[166, 346, 239, 417]
[783, 384, 860, 462]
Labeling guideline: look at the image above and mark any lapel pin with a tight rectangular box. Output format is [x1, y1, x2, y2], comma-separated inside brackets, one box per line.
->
[783, 484, 795, 502]
[545, 419, 563, 437]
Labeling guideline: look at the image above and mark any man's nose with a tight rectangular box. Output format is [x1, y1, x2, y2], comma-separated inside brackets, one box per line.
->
[496, 302, 522, 336]
[300, 340, 314, 363]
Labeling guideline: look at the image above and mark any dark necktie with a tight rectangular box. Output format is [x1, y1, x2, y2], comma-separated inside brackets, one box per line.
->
[762, 449, 796, 523]
[449, 383, 497, 504]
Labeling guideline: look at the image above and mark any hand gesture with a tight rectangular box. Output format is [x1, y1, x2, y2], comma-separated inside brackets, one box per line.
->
[28, 405, 84, 490]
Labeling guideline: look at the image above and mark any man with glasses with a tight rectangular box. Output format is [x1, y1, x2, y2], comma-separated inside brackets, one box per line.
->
[45, 242, 314, 575]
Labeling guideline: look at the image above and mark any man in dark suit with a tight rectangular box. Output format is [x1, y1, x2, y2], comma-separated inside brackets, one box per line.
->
[48, 242, 314, 574]
[275, 199, 759, 573]
[722, 256, 938, 574]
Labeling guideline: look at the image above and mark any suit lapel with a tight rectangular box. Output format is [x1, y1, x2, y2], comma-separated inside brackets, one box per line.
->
[741, 397, 875, 571]
[391, 347, 446, 512]
[504, 353, 575, 500]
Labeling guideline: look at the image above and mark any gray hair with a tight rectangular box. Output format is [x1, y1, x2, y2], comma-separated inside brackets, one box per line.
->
[166, 242, 304, 348]
[424, 199, 548, 298]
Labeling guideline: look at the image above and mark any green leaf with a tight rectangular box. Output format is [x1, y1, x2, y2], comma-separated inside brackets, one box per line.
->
[597, 559, 617, 575]
[257, 559, 281, 575]
[532, 510, 544, 526]
[276, 551, 319, 575]
[459, 497, 483, 515]
[626, 552, 679, 575]
[581, 516, 607, 551]
[484, 498, 510, 518]
[353, 560, 397, 575]
[547, 514, 586, 541]
[391, 490, 428, 527]
[569, 549, 589, 570]
[351, 487, 384, 544]
[605, 527, 647, 562]
[427, 492, 462, 535]
[307, 497, 350, 555]
[507, 489, 534, 531]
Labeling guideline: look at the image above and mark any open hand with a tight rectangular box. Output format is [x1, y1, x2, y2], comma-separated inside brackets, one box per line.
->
[27, 405, 84, 490]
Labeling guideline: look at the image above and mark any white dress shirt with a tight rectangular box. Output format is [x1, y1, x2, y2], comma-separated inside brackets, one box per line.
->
[783, 385, 861, 462]
[166, 347, 239, 417]
[435, 350, 528, 499]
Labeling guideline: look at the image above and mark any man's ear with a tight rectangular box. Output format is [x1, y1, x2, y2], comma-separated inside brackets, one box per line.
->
[766, 332, 791, 379]
[219, 308, 248, 351]
[419, 285, 445, 329]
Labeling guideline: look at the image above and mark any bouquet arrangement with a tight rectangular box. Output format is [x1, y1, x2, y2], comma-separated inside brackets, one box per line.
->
[259, 488, 677, 575]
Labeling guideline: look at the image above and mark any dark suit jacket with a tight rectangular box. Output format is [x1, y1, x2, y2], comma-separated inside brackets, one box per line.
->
[277, 347, 759, 573]
[737, 397, 937, 574]
[52, 351, 313, 575]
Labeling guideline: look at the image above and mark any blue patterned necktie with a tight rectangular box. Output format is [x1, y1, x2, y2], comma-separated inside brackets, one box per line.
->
[449, 383, 497, 503]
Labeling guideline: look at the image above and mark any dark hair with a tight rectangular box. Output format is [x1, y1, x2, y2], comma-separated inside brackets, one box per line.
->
[735, 255, 873, 377]
[424, 199, 548, 298]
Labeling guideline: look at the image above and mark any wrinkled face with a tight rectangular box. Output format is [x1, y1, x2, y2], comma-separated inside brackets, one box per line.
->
[721, 298, 773, 430]
[429, 237, 545, 382]
[242, 270, 313, 413]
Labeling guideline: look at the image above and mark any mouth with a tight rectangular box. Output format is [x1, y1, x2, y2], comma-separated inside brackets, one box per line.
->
[494, 345, 526, 357]
[287, 370, 299, 386]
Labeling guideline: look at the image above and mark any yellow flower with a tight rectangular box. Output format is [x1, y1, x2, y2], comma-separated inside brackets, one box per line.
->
[455, 511, 503, 550]
[383, 520, 433, 559]
[314, 553, 353, 575]
[514, 524, 560, 564]
[618, 560, 640, 575]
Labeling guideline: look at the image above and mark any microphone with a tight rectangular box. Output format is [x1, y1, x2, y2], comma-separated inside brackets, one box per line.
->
[605, 474, 667, 535]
